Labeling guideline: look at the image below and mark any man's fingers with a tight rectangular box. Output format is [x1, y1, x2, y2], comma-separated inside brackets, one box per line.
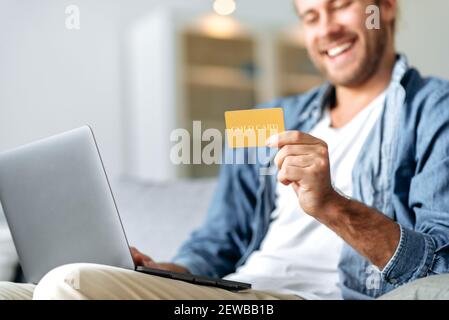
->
[130, 247, 154, 265]
[291, 182, 301, 194]
[143, 260, 160, 268]
[274, 145, 318, 169]
[278, 164, 307, 186]
[266, 131, 324, 148]
[284, 155, 315, 168]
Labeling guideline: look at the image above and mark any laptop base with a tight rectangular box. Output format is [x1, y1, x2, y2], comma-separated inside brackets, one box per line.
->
[136, 266, 251, 291]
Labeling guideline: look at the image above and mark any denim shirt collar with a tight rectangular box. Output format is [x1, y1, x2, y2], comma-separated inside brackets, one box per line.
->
[295, 53, 410, 128]
[297, 83, 333, 125]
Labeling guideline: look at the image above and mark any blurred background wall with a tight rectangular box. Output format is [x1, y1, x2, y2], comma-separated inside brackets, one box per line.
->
[0, 0, 448, 184]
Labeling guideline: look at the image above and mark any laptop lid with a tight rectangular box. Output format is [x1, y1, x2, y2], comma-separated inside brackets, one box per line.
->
[0, 126, 135, 283]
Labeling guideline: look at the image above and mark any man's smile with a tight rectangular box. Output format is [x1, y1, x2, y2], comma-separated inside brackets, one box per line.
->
[320, 37, 358, 66]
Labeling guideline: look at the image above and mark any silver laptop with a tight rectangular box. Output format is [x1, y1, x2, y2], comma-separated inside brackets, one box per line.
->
[0, 126, 250, 291]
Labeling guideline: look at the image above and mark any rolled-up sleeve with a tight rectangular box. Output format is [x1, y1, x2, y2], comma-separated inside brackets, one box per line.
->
[381, 224, 437, 285]
[381, 88, 449, 286]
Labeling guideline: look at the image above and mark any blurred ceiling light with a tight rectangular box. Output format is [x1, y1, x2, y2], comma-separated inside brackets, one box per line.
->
[213, 0, 237, 16]
[193, 14, 246, 39]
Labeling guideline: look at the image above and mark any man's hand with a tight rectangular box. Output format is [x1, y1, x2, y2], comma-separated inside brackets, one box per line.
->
[266, 130, 340, 219]
[130, 247, 190, 274]
[267, 130, 400, 269]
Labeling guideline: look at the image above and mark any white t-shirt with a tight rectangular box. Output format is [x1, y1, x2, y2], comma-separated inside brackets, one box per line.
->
[224, 92, 386, 300]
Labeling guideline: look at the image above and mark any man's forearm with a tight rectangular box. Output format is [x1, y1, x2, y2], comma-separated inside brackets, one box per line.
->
[318, 191, 401, 270]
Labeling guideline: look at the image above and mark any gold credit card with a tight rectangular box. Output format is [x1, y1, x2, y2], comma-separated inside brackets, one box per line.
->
[225, 108, 285, 148]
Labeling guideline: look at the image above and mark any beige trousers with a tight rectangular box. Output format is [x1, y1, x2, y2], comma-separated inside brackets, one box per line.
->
[0, 263, 302, 300]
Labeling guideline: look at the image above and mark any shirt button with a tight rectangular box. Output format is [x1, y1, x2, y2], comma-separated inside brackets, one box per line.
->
[389, 278, 398, 285]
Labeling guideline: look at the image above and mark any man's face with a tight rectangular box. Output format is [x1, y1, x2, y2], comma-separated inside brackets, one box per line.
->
[295, 0, 392, 87]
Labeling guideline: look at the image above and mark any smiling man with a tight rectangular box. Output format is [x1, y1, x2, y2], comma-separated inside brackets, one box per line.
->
[1, 0, 449, 300]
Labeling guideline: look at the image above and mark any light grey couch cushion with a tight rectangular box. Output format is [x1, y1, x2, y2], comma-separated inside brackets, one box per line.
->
[112, 177, 216, 262]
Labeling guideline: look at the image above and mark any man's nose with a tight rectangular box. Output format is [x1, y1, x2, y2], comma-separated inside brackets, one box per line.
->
[316, 12, 344, 39]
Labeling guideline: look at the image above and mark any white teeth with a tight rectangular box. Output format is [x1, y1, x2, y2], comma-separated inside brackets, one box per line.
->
[327, 42, 353, 58]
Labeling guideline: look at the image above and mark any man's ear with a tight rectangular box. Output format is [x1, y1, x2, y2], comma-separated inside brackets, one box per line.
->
[379, 0, 398, 28]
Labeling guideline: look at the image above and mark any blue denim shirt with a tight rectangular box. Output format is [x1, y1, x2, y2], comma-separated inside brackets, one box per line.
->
[172, 55, 449, 299]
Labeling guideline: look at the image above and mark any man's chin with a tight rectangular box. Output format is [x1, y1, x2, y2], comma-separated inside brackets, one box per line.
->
[326, 74, 357, 86]
[324, 66, 368, 87]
